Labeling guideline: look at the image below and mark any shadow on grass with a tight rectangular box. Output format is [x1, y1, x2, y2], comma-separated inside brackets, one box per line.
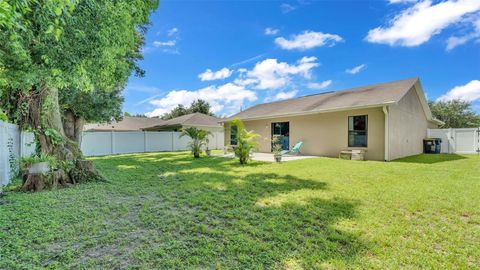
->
[393, 154, 467, 164]
[0, 152, 362, 269]
[91, 153, 363, 268]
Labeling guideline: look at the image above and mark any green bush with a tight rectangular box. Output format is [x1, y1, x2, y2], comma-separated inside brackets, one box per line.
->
[0, 108, 8, 123]
[180, 127, 212, 158]
[231, 119, 259, 164]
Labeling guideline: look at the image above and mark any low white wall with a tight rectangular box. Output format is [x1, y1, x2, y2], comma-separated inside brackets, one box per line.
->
[80, 131, 224, 156]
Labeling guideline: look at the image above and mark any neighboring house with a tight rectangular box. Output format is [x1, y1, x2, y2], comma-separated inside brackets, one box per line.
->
[142, 113, 223, 133]
[221, 78, 443, 161]
[83, 116, 165, 132]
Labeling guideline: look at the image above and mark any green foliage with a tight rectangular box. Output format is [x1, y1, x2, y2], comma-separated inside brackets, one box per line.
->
[20, 153, 56, 171]
[429, 99, 480, 128]
[188, 99, 215, 116]
[162, 104, 189, 120]
[0, 0, 158, 126]
[231, 119, 259, 164]
[44, 128, 63, 145]
[0, 108, 8, 122]
[162, 99, 215, 120]
[179, 127, 212, 158]
[59, 87, 124, 124]
[271, 136, 283, 156]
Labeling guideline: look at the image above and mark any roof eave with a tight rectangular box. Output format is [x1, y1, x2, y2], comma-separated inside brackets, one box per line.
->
[219, 102, 397, 122]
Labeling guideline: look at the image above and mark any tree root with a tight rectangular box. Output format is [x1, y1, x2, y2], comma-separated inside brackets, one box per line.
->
[21, 160, 105, 192]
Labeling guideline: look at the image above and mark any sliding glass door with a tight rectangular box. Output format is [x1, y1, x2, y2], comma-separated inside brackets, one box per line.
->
[271, 122, 289, 151]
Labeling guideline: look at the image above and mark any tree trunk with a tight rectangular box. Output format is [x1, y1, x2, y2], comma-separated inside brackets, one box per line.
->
[21, 86, 103, 192]
[63, 109, 84, 145]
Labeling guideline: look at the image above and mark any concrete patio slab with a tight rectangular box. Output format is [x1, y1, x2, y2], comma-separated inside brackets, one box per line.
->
[214, 152, 318, 162]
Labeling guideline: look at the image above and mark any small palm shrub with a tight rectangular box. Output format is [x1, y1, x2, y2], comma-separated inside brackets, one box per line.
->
[231, 119, 259, 164]
[180, 127, 212, 158]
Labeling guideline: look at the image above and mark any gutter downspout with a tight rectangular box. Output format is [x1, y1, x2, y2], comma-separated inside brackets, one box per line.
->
[382, 106, 389, 162]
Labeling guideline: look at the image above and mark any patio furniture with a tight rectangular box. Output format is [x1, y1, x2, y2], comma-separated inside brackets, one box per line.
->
[280, 141, 303, 156]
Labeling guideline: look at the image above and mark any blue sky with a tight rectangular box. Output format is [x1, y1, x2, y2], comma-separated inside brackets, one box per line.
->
[124, 0, 480, 117]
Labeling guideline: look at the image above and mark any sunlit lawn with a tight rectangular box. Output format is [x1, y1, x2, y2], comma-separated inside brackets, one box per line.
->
[1, 152, 479, 269]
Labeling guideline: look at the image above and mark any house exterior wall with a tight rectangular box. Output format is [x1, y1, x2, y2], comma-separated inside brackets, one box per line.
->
[225, 107, 385, 160]
[387, 87, 437, 160]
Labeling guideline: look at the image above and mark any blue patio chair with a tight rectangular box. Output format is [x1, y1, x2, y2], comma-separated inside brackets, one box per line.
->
[280, 141, 303, 156]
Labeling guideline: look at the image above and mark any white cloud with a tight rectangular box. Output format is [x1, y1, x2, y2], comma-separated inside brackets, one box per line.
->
[345, 64, 367, 74]
[280, 3, 297, 13]
[307, 80, 332, 90]
[153, 40, 176, 47]
[198, 68, 233, 81]
[275, 30, 343, 50]
[446, 18, 480, 50]
[167, 27, 178, 36]
[145, 83, 257, 117]
[265, 27, 280, 35]
[366, 0, 480, 47]
[437, 80, 480, 102]
[265, 90, 298, 102]
[236, 56, 320, 90]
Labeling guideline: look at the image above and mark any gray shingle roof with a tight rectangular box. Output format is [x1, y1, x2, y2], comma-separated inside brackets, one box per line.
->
[84, 116, 165, 132]
[143, 113, 221, 130]
[222, 78, 420, 121]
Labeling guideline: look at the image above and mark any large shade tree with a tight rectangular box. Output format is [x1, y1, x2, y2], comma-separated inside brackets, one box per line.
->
[0, 0, 158, 191]
[429, 99, 480, 128]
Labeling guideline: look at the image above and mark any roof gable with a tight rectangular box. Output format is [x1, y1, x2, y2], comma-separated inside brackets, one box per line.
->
[223, 78, 422, 121]
[84, 116, 165, 131]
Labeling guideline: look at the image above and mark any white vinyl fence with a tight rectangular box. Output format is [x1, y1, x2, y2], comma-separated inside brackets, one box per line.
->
[428, 128, 480, 154]
[0, 120, 36, 190]
[1, 120, 224, 190]
[81, 131, 224, 156]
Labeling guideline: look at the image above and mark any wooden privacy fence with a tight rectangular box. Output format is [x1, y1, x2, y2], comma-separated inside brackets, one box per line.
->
[80, 131, 225, 156]
[427, 128, 480, 154]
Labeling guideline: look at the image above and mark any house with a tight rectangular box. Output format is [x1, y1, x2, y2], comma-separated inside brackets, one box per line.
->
[83, 116, 165, 132]
[220, 78, 443, 161]
[142, 113, 223, 133]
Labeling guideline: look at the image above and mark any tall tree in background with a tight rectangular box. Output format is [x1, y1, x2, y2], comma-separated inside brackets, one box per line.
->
[189, 99, 215, 116]
[428, 99, 480, 128]
[0, 0, 158, 191]
[162, 104, 189, 120]
[162, 99, 215, 120]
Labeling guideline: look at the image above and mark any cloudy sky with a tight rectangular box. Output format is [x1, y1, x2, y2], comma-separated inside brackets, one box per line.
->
[123, 0, 480, 117]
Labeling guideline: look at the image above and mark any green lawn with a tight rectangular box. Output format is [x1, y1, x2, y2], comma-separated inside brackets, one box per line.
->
[1, 152, 479, 269]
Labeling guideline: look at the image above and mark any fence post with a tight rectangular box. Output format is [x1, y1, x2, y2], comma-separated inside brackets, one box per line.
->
[477, 127, 480, 154]
[0, 122, 7, 187]
[111, 131, 115, 155]
[171, 132, 175, 151]
[144, 131, 147, 153]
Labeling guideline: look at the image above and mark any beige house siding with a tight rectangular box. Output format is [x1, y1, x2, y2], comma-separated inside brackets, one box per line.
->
[387, 86, 434, 160]
[225, 107, 385, 160]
